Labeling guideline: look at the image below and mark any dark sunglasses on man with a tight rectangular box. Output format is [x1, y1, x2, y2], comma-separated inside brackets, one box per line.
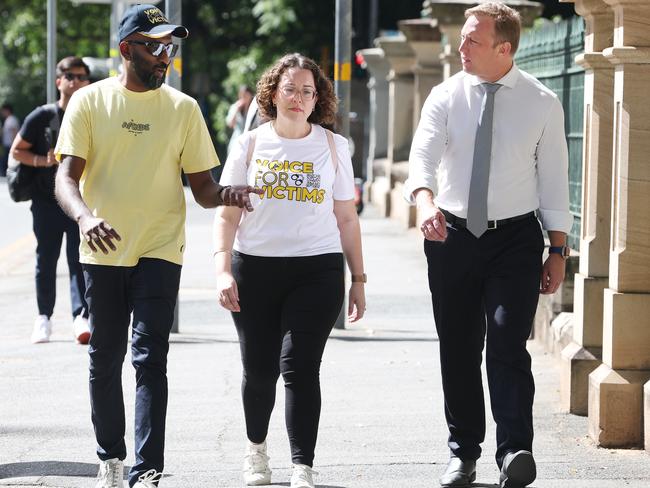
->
[127, 40, 179, 58]
[62, 72, 90, 82]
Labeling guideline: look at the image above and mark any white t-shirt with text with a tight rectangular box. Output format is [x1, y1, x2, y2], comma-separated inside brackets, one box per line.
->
[219, 122, 355, 257]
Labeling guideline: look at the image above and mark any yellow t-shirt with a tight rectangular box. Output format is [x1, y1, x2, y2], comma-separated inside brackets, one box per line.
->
[55, 77, 219, 266]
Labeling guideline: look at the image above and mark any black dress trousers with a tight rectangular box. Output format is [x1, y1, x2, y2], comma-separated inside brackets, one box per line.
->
[424, 215, 544, 466]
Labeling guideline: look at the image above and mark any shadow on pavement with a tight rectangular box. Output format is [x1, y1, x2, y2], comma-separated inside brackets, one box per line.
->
[272, 484, 346, 488]
[169, 336, 238, 344]
[0, 460, 123, 479]
[330, 335, 437, 343]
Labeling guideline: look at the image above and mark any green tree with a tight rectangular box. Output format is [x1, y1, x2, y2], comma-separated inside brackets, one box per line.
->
[182, 0, 335, 158]
[0, 0, 109, 119]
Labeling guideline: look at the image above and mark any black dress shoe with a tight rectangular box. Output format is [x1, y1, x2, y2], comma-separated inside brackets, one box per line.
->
[499, 450, 536, 488]
[439, 456, 476, 487]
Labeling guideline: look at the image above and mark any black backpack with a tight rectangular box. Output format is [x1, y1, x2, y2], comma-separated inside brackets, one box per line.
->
[6, 103, 60, 202]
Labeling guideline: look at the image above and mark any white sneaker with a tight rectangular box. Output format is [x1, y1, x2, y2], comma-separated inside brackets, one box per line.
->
[291, 463, 317, 488]
[133, 469, 163, 487]
[95, 458, 124, 488]
[73, 314, 91, 344]
[243, 440, 271, 485]
[31, 315, 51, 344]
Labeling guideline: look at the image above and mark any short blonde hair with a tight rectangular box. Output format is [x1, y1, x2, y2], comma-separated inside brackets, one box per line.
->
[466, 2, 522, 54]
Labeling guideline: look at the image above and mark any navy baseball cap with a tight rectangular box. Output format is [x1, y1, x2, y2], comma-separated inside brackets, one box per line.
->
[118, 4, 189, 42]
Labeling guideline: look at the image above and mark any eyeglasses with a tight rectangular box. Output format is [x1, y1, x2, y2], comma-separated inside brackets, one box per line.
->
[127, 40, 179, 58]
[62, 73, 90, 82]
[279, 85, 317, 101]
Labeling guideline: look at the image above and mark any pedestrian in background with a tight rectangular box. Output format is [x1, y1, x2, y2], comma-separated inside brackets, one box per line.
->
[405, 3, 572, 488]
[1, 103, 20, 177]
[243, 95, 269, 132]
[9, 57, 91, 344]
[226, 85, 254, 154]
[54, 4, 261, 488]
[214, 53, 366, 488]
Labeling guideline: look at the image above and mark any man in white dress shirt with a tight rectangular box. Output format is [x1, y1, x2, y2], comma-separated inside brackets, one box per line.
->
[405, 4, 572, 488]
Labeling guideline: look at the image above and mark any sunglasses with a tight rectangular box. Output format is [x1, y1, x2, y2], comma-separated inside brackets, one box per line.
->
[127, 40, 179, 58]
[62, 73, 90, 82]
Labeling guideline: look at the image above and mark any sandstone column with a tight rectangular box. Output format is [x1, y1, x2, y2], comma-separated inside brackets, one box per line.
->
[558, 0, 615, 416]
[398, 18, 443, 134]
[372, 36, 415, 217]
[355, 48, 391, 208]
[588, 0, 650, 448]
[393, 18, 443, 228]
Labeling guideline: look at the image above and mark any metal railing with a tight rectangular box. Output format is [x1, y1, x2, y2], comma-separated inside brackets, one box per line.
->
[516, 16, 585, 250]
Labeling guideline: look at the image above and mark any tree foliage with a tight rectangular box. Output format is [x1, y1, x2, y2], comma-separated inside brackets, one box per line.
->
[183, 0, 336, 155]
[0, 0, 109, 118]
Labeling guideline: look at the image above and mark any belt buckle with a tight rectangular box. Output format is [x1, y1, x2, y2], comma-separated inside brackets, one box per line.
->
[487, 220, 498, 230]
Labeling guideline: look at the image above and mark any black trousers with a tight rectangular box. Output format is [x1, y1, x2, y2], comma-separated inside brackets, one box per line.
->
[31, 198, 87, 319]
[231, 251, 344, 467]
[82, 258, 181, 487]
[424, 216, 544, 467]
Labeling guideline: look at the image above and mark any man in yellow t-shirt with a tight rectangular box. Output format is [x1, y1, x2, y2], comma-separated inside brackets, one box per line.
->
[54, 4, 262, 488]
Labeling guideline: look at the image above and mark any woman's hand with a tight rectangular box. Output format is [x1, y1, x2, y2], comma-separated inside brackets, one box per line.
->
[347, 282, 366, 323]
[217, 272, 240, 312]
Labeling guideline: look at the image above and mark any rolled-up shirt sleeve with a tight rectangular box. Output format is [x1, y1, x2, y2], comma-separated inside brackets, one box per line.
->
[404, 86, 449, 204]
[536, 97, 574, 233]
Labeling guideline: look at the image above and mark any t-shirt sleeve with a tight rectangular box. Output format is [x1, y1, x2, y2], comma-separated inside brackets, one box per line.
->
[332, 133, 355, 201]
[219, 130, 251, 186]
[19, 108, 45, 146]
[180, 102, 220, 174]
[55, 92, 91, 161]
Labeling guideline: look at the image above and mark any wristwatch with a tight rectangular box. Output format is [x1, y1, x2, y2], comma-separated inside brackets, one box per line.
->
[351, 273, 367, 283]
[549, 245, 570, 259]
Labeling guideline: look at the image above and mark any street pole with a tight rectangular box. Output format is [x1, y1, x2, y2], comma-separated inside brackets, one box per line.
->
[335, 0, 352, 139]
[166, 0, 182, 333]
[47, 0, 57, 104]
[369, 0, 378, 48]
[334, 0, 352, 329]
[165, 0, 182, 91]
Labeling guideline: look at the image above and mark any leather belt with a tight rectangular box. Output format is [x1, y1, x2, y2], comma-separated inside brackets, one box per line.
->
[441, 209, 536, 230]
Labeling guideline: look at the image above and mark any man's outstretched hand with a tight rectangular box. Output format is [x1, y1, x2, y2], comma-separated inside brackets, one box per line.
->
[221, 185, 264, 212]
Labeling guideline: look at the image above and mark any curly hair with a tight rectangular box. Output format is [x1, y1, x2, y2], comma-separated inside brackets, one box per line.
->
[256, 53, 338, 127]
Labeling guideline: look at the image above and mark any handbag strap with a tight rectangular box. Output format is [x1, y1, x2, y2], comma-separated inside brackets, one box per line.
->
[324, 128, 338, 174]
[245, 131, 257, 168]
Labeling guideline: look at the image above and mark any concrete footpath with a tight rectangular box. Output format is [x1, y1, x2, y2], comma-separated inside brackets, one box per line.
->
[0, 185, 648, 487]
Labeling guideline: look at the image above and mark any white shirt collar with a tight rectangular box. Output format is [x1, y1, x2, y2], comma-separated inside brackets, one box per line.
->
[469, 62, 520, 89]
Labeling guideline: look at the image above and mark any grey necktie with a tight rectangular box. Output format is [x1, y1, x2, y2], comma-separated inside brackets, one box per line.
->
[467, 82, 501, 238]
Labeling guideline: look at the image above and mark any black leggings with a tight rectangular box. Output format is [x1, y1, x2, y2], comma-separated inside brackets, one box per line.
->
[231, 251, 344, 467]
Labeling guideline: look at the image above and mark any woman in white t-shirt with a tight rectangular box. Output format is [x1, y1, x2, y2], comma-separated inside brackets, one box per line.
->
[214, 53, 366, 488]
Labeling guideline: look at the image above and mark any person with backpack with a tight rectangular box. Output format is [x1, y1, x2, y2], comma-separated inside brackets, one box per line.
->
[9, 56, 91, 344]
[214, 53, 366, 488]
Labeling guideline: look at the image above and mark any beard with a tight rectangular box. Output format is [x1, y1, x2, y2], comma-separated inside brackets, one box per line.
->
[131, 50, 167, 90]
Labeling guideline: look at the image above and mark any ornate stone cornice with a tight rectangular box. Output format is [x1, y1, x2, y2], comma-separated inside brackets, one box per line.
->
[604, 46, 650, 65]
[560, 0, 611, 18]
[576, 52, 617, 69]
[422, 0, 542, 27]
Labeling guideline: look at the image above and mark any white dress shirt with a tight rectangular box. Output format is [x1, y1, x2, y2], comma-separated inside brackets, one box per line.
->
[405, 63, 573, 233]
